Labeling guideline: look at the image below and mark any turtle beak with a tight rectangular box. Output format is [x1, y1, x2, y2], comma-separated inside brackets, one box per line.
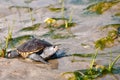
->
[5, 52, 11, 58]
[5, 50, 19, 58]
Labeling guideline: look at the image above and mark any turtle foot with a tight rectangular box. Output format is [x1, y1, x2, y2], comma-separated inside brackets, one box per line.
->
[29, 54, 49, 64]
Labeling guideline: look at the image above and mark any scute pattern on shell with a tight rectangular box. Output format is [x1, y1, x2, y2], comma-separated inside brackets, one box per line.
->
[16, 38, 52, 58]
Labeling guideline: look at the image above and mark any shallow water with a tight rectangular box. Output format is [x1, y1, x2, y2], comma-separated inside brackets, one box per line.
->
[0, 0, 120, 80]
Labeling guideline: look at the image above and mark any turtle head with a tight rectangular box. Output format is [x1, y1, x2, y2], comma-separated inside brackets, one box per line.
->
[40, 45, 58, 59]
[5, 50, 19, 58]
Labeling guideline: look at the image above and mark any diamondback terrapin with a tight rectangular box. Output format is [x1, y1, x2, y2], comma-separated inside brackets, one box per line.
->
[6, 38, 58, 64]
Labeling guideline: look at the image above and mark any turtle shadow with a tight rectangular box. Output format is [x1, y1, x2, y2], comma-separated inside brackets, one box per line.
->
[47, 49, 67, 60]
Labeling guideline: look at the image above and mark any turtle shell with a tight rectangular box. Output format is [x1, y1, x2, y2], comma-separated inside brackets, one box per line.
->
[17, 38, 52, 58]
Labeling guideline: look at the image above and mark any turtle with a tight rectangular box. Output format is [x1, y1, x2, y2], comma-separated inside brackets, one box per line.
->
[5, 38, 58, 64]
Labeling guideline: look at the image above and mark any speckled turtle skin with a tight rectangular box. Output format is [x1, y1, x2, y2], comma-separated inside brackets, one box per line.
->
[6, 38, 58, 64]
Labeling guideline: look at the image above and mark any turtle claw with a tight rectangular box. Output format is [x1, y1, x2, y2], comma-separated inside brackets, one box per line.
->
[28, 54, 49, 64]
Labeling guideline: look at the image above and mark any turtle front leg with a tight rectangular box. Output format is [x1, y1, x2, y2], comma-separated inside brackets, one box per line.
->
[28, 54, 49, 64]
[5, 50, 19, 58]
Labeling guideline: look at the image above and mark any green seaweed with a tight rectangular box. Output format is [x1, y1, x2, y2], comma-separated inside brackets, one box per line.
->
[71, 52, 95, 63]
[41, 30, 54, 37]
[58, 0, 65, 18]
[45, 17, 76, 29]
[109, 54, 120, 71]
[56, 22, 76, 29]
[90, 49, 99, 69]
[72, 53, 93, 57]
[108, 30, 118, 39]
[9, 6, 33, 11]
[0, 26, 13, 57]
[95, 25, 119, 50]
[42, 30, 75, 39]
[94, 36, 115, 50]
[51, 33, 74, 39]
[48, 6, 66, 12]
[43, 17, 75, 39]
[0, 49, 5, 57]
[62, 49, 120, 80]
[94, 38, 106, 50]
[19, 23, 40, 32]
[62, 69, 105, 80]
[52, 17, 68, 20]
[81, 43, 88, 46]
[62, 67, 120, 80]
[115, 13, 120, 16]
[85, 1, 119, 14]
[51, 34, 67, 39]
[62, 53, 120, 80]
[49, 7, 66, 12]
[7, 35, 34, 49]
[100, 24, 120, 30]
